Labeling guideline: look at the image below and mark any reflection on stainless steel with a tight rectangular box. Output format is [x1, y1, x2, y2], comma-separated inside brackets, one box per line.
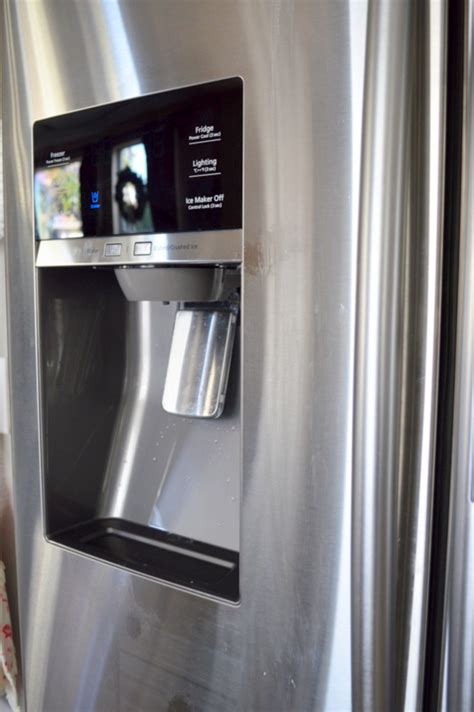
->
[442, 0, 474, 708]
[352, 1, 446, 711]
[163, 309, 237, 419]
[96, 299, 240, 550]
[36, 230, 242, 267]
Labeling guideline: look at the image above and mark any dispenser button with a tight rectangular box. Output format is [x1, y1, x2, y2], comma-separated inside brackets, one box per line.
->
[134, 241, 152, 256]
[104, 243, 122, 257]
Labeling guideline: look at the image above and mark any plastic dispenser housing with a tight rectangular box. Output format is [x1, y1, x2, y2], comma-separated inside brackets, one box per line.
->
[34, 78, 243, 602]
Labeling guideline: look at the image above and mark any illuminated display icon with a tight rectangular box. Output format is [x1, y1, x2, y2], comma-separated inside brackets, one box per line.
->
[90, 191, 101, 209]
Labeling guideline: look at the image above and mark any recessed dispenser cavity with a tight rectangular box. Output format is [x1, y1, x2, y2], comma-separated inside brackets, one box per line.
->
[34, 78, 243, 603]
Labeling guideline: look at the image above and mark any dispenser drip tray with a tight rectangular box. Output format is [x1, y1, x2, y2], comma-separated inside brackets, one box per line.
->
[50, 519, 239, 602]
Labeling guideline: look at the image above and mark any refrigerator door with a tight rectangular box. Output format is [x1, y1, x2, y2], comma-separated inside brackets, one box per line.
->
[2, 1, 447, 711]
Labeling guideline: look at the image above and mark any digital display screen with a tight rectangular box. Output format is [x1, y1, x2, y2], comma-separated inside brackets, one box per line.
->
[35, 162, 83, 239]
[33, 78, 243, 239]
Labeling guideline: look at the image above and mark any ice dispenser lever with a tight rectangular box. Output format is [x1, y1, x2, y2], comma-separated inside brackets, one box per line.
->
[115, 266, 239, 419]
[162, 305, 237, 418]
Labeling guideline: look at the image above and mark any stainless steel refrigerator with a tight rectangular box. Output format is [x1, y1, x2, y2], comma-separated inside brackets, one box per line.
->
[2, 1, 473, 711]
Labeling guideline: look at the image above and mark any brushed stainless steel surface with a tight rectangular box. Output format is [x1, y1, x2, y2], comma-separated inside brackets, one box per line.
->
[36, 230, 242, 267]
[4, 1, 368, 710]
[352, 1, 446, 711]
[162, 309, 237, 419]
[442, 0, 474, 707]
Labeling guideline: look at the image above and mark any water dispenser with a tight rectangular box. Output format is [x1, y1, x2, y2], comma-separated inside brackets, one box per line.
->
[34, 78, 243, 602]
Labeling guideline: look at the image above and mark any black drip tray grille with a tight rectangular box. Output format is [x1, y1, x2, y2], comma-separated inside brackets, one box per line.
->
[50, 518, 239, 603]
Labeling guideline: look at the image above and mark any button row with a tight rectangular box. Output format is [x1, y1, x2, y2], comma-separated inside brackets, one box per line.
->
[104, 241, 152, 258]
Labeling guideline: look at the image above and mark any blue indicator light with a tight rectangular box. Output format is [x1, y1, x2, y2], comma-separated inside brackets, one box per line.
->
[90, 190, 101, 209]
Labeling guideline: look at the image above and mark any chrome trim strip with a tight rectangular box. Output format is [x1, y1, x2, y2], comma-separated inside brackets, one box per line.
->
[35, 229, 242, 267]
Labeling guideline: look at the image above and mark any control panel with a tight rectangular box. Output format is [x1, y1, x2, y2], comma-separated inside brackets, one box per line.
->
[33, 78, 243, 245]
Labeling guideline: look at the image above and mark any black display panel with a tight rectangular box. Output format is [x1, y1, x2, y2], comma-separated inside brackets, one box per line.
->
[34, 78, 243, 239]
